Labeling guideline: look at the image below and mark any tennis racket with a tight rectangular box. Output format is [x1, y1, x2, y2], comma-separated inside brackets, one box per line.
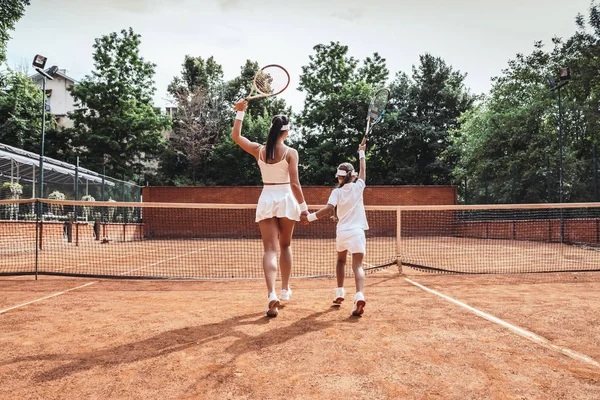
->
[244, 64, 290, 102]
[361, 87, 390, 145]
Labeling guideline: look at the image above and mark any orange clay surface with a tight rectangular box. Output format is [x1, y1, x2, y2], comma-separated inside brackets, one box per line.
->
[1, 269, 599, 399]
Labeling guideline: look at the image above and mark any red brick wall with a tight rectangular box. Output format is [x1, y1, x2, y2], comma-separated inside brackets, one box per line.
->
[142, 186, 458, 206]
[140, 186, 455, 240]
[455, 219, 600, 245]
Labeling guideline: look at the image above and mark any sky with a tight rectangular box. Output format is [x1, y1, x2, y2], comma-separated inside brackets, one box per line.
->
[6, 0, 594, 112]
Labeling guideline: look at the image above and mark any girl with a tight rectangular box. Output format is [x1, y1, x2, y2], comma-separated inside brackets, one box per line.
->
[302, 143, 368, 316]
[232, 100, 308, 317]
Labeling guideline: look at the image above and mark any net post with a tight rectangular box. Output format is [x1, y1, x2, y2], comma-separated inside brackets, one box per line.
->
[39, 216, 44, 251]
[396, 207, 402, 274]
[34, 200, 39, 280]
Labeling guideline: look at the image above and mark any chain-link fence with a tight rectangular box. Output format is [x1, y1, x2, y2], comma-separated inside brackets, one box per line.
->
[0, 142, 142, 202]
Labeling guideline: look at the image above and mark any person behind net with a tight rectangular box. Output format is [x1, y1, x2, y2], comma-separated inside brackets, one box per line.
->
[301, 143, 368, 316]
[232, 100, 309, 317]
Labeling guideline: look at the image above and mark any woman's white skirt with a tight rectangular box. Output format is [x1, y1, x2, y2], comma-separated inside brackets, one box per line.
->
[255, 184, 301, 222]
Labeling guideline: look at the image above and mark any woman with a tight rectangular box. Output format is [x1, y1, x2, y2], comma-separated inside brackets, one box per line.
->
[301, 143, 368, 316]
[232, 100, 308, 317]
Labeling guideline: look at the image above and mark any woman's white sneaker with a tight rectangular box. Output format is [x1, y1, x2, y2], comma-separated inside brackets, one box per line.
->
[266, 292, 280, 317]
[280, 288, 292, 301]
[332, 287, 345, 305]
[351, 292, 366, 316]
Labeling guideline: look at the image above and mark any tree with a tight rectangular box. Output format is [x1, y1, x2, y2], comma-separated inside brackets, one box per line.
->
[67, 28, 170, 178]
[166, 87, 223, 183]
[451, 2, 600, 203]
[201, 114, 271, 185]
[200, 61, 290, 185]
[450, 42, 558, 204]
[296, 43, 473, 186]
[0, 68, 56, 151]
[160, 56, 226, 184]
[369, 54, 475, 186]
[158, 57, 290, 185]
[0, 0, 30, 64]
[296, 42, 389, 184]
[167, 55, 223, 97]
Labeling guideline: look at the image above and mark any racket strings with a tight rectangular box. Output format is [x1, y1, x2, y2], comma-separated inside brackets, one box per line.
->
[255, 66, 289, 95]
[255, 73, 275, 94]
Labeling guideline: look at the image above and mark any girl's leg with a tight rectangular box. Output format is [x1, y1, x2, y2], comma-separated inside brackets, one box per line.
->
[277, 218, 296, 293]
[351, 252, 366, 316]
[351, 252, 365, 294]
[336, 251, 347, 288]
[258, 218, 279, 295]
[333, 251, 347, 304]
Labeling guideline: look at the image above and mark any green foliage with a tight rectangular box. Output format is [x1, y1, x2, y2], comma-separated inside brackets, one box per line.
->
[452, 3, 600, 203]
[0, 0, 30, 63]
[167, 55, 224, 97]
[1, 181, 22, 200]
[201, 114, 270, 185]
[48, 190, 65, 200]
[295, 43, 473, 186]
[295, 42, 388, 184]
[158, 57, 289, 185]
[0, 68, 56, 152]
[371, 54, 475, 185]
[67, 28, 171, 179]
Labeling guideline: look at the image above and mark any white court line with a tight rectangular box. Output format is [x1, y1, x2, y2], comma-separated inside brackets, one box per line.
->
[53, 248, 161, 272]
[0, 246, 217, 314]
[404, 278, 600, 370]
[118, 245, 218, 276]
[0, 282, 97, 315]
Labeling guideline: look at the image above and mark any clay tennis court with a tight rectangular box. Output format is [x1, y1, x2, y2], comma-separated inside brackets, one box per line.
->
[2, 201, 600, 398]
[1, 269, 599, 399]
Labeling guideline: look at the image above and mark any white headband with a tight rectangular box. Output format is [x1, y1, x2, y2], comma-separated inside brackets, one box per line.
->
[336, 169, 358, 177]
[269, 124, 290, 131]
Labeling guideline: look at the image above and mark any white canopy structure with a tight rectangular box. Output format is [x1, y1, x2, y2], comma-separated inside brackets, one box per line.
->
[0, 142, 114, 198]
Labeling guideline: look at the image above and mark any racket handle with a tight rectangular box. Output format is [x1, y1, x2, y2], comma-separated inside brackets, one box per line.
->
[361, 136, 367, 145]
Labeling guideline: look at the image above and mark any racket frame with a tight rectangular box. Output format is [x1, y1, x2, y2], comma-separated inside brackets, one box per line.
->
[245, 64, 290, 101]
[361, 87, 390, 145]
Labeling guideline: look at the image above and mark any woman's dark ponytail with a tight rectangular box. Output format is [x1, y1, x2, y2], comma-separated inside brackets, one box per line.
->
[266, 115, 289, 161]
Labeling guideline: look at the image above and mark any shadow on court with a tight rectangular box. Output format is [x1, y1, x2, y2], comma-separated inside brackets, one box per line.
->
[1, 308, 337, 382]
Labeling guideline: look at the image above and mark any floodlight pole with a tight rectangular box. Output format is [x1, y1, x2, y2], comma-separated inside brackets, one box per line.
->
[550, 79, 569, 243]
[35, 67, 53, 199]
[550, 80, 569, 204]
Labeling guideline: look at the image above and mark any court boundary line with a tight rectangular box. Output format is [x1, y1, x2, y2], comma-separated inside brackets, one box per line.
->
[0, 282, 97, 315]
[404, 277, 600, 370]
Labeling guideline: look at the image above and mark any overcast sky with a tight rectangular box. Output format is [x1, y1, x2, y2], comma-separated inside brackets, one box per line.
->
[6, 0, 593, 112]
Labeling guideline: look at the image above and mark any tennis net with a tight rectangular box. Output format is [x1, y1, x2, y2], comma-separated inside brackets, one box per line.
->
[0, 200, 599, 279]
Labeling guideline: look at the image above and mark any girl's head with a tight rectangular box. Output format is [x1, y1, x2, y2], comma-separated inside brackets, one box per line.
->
[266, 115, 290, 161]
[335, 162, 355, 188]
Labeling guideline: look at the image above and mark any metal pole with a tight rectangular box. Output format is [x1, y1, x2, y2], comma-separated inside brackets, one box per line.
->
[557, 87, 565, 242]
[34, 200, 39, 280]
[558, 87, 564, 204]
[39, 77, 46, 199]
[594, 145, 598, 202]
[546, 156, 551, 202]
[75, 157, 79, 200]
[75, 157, 79, 220]
[101, 164, 105, 202]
